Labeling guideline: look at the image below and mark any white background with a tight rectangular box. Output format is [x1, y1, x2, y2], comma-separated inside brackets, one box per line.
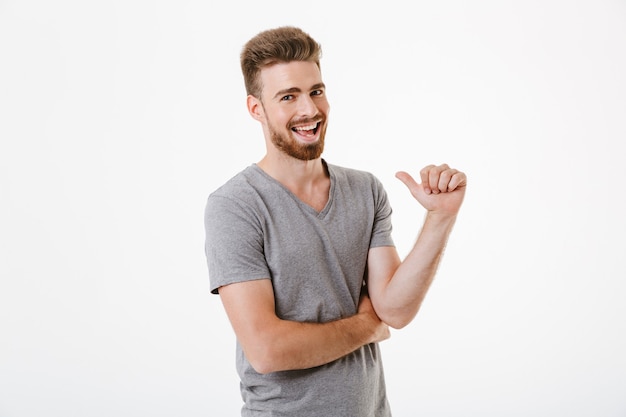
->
[1, 1, 625, 416]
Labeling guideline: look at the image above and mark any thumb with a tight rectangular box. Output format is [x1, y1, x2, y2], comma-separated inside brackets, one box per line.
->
[395, 171, 419, 190]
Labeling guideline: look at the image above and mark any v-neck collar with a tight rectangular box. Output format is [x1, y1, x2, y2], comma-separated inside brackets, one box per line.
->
[252, 159, 334, 219]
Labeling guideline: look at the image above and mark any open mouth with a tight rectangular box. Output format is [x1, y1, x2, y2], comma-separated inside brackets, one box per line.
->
[291, 122, 320, 138]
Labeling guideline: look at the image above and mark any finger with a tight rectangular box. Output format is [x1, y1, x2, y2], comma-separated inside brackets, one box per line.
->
[447, 171, 467, 191]
[428, 164, 449, 194]
[419, 165, 436, 194]
[437, 168, 454, 193]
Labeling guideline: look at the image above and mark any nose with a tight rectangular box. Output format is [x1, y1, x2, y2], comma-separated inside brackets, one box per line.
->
[297, 94, 318, 117]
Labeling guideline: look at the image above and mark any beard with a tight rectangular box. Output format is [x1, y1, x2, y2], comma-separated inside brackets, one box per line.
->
[267, 116, 327, 161]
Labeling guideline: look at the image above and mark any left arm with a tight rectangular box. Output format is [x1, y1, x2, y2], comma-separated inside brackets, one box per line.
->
[367, 164, 467, 329]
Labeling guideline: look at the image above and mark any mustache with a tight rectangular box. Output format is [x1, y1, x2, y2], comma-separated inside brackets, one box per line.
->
[288, 116, 324, 128]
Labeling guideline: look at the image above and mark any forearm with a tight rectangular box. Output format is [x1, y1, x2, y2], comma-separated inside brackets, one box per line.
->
[221, 277, 389, 374]
[249, 312, 380, 374]
[372, 211, 457, 328]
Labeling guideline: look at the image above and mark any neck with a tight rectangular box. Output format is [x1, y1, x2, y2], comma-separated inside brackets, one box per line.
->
[257, 152, 331, 213]
[257, 154, 327, 189]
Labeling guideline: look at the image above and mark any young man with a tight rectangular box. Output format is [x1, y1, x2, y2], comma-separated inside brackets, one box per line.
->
[205, 26, 466, 416]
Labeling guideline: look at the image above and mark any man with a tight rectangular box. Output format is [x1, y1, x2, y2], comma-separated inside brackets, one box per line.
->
[205, 26, 466, 416]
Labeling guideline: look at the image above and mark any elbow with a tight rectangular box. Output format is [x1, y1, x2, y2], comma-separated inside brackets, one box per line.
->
[243, 343, 283, 375]
[385, 316, 411, 330]
[378, 307, 419, 330]
[245, 349, 274, 375]
[249, 359, 274, 375]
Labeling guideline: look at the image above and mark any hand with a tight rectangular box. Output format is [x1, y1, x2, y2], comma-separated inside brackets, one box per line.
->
[357, 291, 390, 344]
[396, 164, 466, 216]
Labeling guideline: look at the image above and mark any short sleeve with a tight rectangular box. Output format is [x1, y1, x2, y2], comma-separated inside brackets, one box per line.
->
[369, 176, 395, 249]
[204, 194, 270, 294]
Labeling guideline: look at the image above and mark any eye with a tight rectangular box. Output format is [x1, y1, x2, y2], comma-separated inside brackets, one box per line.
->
[281, 94, 294, 101]
[311, 89, 324, 97]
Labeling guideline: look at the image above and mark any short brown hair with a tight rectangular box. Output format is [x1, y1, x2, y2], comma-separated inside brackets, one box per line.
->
[240, 26, 322, 98]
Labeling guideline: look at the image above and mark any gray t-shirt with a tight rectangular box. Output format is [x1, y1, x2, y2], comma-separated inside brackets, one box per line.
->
[205, 161, 395, 417]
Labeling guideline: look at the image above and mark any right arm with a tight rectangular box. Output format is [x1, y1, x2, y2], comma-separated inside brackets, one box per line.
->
[218, 278, 390, 374]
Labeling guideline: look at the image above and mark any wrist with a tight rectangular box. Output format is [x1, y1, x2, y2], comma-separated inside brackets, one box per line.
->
[424, 210, 457, 225]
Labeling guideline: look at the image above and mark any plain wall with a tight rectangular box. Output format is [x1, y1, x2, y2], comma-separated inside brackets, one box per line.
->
[1, 1, 625, 416]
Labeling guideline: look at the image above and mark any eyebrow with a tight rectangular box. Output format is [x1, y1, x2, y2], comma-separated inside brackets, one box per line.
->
[272, 83, 326, 100]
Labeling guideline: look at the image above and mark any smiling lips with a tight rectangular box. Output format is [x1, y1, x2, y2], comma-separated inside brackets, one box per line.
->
[291, 122, 320, 140]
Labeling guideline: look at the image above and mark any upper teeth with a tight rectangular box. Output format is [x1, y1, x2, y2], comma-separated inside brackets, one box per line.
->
[293, 123, 317, 131]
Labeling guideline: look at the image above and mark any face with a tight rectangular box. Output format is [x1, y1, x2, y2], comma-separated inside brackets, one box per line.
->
[254, 61, 330, 161]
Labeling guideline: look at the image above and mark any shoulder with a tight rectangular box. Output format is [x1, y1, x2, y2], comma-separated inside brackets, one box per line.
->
[326, 161, 376, 181]
[207, 165, 270, 208]
[204, 166, 261, 225]
[326, 161, 385, 191]
[209, 165, 259, 197]
[204, 166, 268, 237]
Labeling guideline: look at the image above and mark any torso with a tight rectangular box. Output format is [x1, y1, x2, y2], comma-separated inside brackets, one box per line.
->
[289, 179, 330, 213]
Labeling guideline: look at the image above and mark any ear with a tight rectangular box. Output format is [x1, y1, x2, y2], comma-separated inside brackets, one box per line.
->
[247, 95, 264, 122]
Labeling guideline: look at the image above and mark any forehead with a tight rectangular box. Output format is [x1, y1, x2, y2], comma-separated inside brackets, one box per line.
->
[259, 61, 322, 96]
